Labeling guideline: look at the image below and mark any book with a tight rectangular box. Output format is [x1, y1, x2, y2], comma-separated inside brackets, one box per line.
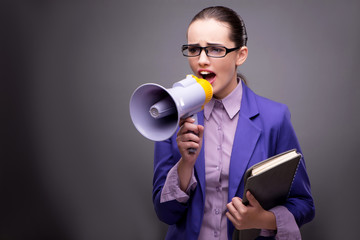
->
[242, 149, 301, 210]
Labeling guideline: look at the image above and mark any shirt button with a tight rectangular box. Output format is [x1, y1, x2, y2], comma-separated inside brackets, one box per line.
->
[216, 186, 221, 192]
[217, 145, 221, 150]
[214, 209, 220, 215]
[214, 231, 219, 237]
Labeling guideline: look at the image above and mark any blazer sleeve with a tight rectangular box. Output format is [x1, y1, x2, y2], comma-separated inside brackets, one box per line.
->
[152, 137, 191, 225]
[275, 106, 315, 227]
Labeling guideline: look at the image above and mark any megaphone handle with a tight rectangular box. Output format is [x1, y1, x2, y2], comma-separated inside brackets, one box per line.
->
[187, 114, 198, 154]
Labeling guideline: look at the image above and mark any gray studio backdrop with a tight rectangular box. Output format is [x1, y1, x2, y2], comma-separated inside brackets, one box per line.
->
[2, 0, 360, 239]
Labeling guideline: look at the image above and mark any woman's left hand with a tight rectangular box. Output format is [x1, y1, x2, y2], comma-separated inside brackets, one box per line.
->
[226, 191, 277, 230]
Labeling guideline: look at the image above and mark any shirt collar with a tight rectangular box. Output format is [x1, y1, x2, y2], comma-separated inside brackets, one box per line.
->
[204, 79, 243, 120]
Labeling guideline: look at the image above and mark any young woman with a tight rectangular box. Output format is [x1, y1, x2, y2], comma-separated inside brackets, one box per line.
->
[152, 6, 315, 240]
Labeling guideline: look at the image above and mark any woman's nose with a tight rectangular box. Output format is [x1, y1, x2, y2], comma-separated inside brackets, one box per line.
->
[198, 49, 210, 66]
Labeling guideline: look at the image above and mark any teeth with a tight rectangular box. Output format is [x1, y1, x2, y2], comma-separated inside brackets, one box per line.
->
[200, 71, 211, 75]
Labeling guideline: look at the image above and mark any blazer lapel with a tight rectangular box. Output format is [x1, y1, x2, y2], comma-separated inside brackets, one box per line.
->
[228, 84, 261, 200]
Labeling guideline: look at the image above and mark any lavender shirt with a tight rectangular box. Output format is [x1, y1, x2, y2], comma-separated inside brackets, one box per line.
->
[160, 81, 301, 240]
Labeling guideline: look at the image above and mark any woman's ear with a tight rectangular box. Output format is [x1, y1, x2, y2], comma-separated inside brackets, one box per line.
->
[236, 46, 248, 66]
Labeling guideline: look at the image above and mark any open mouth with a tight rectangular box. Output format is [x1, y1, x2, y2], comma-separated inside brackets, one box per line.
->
[199, 70, 216, 84]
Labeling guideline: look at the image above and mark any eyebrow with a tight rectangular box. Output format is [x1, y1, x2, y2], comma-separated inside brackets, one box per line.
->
[187, 42, 224, 46]
[207, 43, 223, 46]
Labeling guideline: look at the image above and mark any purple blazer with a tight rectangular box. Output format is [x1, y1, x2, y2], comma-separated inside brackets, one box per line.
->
[153, 83, 315, 240]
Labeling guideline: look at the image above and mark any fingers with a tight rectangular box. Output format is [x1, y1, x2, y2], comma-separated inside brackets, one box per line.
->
[246, 191, 261, 208]
[177, 117, 203, 143]
[177, 127, 200, 146]
[226, 197, 246, 230]
[229, 196, 243, 210]
[226, 206, 238, 228]
[176, 117, 204, 157]
[178, 117, 195, 128]
[226, 193, 267, 230]
[178, 118, 198, 135]
[228, 197, 246, 219]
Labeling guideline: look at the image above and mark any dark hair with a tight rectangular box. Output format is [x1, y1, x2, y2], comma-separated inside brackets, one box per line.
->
[189, 6, 248, 84]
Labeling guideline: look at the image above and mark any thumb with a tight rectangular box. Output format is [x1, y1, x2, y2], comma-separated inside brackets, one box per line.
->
[246, 191, 261, 208]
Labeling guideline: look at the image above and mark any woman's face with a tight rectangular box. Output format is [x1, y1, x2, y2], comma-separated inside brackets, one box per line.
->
[187, 18, 247, 99]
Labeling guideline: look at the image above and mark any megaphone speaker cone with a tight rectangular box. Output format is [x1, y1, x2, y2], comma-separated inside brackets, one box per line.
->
[129, 83, 179, 141]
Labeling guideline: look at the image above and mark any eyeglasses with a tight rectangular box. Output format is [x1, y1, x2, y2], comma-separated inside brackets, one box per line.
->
[181, 45, 240, 58]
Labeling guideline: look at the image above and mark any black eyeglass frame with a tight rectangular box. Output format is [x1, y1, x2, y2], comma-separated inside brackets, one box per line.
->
[181, 45, 241, 58]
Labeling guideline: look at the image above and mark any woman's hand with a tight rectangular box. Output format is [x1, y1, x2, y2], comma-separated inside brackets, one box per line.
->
[226, 191, 277, 230]
[176, 117, 204, 191]
[177, 117, 204, 162]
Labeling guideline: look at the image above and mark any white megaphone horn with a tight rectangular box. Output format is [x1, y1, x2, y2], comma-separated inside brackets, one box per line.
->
[129, 74, 213, 142]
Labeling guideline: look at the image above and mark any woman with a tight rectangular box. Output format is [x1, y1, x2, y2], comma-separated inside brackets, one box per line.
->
[153, 6, 315, 240]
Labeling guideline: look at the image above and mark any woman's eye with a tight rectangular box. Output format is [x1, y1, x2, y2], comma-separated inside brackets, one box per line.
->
[210, 47, 224, 53]
[209, 47, 225, 54]
[188, 47, 198, 53]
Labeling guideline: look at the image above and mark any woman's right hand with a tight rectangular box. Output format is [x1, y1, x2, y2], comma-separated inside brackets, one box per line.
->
[176, 117, 204, 191]
[176, 117, 204, 163]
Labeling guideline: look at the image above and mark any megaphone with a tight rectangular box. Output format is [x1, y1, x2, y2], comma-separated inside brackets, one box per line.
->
[129, 74, 213, 141]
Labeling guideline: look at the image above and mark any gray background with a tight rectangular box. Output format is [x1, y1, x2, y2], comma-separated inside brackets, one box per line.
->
[2, 0, 360, 239]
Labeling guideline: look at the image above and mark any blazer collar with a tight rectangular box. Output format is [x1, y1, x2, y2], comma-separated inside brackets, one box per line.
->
[237, 83, 259, 120]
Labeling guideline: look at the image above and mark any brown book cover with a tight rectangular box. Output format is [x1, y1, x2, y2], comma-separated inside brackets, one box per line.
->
[242, 149, 301, 210]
